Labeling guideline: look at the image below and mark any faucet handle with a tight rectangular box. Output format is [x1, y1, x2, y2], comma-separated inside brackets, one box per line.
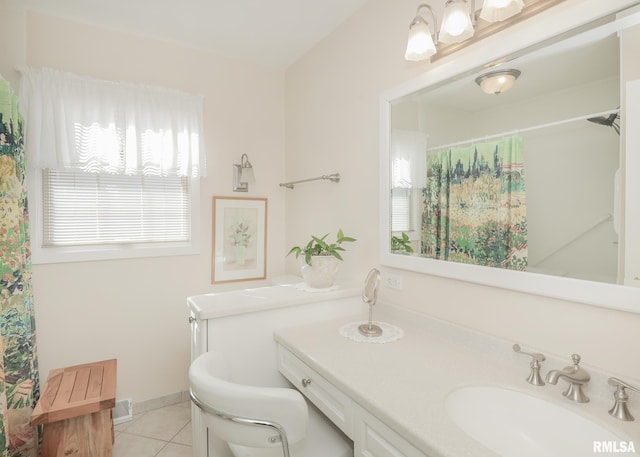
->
[608, 377, 640, 421]
[609, 377, 640, 392]
[513, 344, 545, 362]
[513, 344, 546, 386]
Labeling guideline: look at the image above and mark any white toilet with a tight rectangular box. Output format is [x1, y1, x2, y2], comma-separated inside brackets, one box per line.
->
[189, 351, 353, 457]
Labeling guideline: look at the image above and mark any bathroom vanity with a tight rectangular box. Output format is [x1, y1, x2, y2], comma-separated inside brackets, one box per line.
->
[275, 304, 640, 457]
[188, 282, 639, 457]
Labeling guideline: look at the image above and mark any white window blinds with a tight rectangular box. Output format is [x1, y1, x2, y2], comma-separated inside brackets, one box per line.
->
[43, 170, 190, 246]
[391, 187, 411, 232]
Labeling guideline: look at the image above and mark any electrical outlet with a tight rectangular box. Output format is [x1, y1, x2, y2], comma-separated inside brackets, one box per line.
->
[384, 273, 403, 290]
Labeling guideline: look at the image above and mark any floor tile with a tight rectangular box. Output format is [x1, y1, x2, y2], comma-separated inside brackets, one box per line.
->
[172, 421, 192, 446]
[121, 404, 191, 441]
[156, 443, 193, 457]
[113, 401, 193, 455]
[112, 433, 167, 457]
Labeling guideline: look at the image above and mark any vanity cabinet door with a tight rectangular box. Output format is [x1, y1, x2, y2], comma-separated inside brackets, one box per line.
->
[354, 405, 427, 457]
[277, 345, 354, 438]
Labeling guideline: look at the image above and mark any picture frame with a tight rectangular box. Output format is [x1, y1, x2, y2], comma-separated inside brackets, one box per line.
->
[212, 196, 268, 284]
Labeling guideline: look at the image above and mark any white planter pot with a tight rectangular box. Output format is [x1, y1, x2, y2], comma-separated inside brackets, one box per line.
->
[301, 256, 340, 288]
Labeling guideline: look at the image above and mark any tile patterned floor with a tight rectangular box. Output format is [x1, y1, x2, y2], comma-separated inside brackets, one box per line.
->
[114, 401, 193, 457]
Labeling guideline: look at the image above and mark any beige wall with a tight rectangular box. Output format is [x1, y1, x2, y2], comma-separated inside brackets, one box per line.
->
[0, 1, 25, 88]
[285, 0, 640, 383]
[20, 12, 287, 402]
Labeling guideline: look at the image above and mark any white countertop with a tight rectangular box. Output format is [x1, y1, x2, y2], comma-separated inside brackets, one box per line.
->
[187, 281, 360, 320]
[274, 304, 640, 457]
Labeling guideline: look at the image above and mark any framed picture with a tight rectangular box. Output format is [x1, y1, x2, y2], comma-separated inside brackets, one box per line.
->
[212, 196, 268, 284]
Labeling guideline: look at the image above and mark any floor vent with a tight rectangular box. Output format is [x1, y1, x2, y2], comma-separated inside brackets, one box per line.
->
[112, 398, 133, 425]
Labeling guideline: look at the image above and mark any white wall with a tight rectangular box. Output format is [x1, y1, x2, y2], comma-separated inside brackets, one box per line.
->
[285, 0, 640, 383]
[284, 0, 428, 283]
[14, 11, 288, 402]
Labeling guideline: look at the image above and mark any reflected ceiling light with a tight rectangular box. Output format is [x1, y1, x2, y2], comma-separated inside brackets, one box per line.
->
[474, 69, 521, 94]
[405, 4, 438, 61]
[439, 0, 475, 44]
[479, 0, 525, 22]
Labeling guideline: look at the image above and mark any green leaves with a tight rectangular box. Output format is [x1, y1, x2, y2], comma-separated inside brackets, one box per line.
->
[391, 232, 414, 253]
[287, 229, 356, 265]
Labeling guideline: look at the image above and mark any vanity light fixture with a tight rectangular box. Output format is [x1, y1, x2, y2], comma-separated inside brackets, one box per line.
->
[405, 0, 564, 62]
[405, 4, 438, 61]
[474, 69, 521, 94]
[439, 0, 475, 44]
[232, 153, 255, 192]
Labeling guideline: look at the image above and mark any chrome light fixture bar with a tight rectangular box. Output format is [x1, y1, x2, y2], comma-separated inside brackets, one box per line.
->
[405, 0, 566, 62]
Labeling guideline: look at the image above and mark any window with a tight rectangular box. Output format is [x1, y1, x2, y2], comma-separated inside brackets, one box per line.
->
[19, 67, 205, 263]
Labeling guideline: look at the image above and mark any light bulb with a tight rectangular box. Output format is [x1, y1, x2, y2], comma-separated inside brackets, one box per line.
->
[439, 0, 474, 44]
[405, 20, 436, 61]
[480, 0, 524, 22]
[444, 9, 469, 36]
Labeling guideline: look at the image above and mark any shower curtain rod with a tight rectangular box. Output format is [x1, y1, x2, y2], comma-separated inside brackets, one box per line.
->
[425, 108, 620, 153]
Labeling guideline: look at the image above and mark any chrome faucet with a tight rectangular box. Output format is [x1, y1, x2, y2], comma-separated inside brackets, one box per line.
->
[545, 354, 590, 403]
[512, 344, 546, 386]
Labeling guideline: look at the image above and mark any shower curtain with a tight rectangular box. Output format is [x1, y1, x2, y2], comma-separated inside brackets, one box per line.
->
[422, 135, 528, 270]
[0, 78, 40, 457]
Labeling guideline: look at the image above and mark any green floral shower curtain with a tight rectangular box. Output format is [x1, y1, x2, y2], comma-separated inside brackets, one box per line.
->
[0, 78, 40, 456]
[422, 135, 528, 270]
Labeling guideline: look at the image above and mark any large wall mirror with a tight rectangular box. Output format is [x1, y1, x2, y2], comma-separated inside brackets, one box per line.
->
[380, 1, 640, 313]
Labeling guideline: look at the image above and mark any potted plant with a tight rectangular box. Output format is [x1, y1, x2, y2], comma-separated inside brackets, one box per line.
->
[287, 229, 356, 288]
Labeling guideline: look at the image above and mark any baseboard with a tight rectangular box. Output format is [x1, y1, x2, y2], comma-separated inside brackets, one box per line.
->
[112, 390, 190, 423]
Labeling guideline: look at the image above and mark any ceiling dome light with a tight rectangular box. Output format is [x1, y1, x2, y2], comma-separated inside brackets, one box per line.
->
[475, 69, 521, 95]
[439, 0, 474, 44]
[480, 0, 525, 22]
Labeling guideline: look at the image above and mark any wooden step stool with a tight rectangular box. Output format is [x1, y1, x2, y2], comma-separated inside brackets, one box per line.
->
[31, 359, 117, 457]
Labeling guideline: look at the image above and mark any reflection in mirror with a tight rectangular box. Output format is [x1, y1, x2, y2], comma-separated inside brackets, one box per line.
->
[390, 20, 623, 285]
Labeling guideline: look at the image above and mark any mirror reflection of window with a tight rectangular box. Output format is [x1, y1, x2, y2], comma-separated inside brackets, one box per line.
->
[391, 156, 411, 232]
[390, 130, 427, 251]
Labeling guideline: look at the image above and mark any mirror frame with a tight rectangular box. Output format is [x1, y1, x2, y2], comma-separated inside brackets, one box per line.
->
[379, 0, 640, 314]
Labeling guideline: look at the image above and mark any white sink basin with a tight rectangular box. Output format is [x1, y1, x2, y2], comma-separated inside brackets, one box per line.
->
[445, 386, 634, 457]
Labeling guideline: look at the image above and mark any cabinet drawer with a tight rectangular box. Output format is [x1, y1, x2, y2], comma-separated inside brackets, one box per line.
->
[277, 345, 354, 438]
[355, 405, 427, 457]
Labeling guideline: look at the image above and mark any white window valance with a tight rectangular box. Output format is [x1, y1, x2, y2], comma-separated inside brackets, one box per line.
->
[19, 67, 206, 178]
